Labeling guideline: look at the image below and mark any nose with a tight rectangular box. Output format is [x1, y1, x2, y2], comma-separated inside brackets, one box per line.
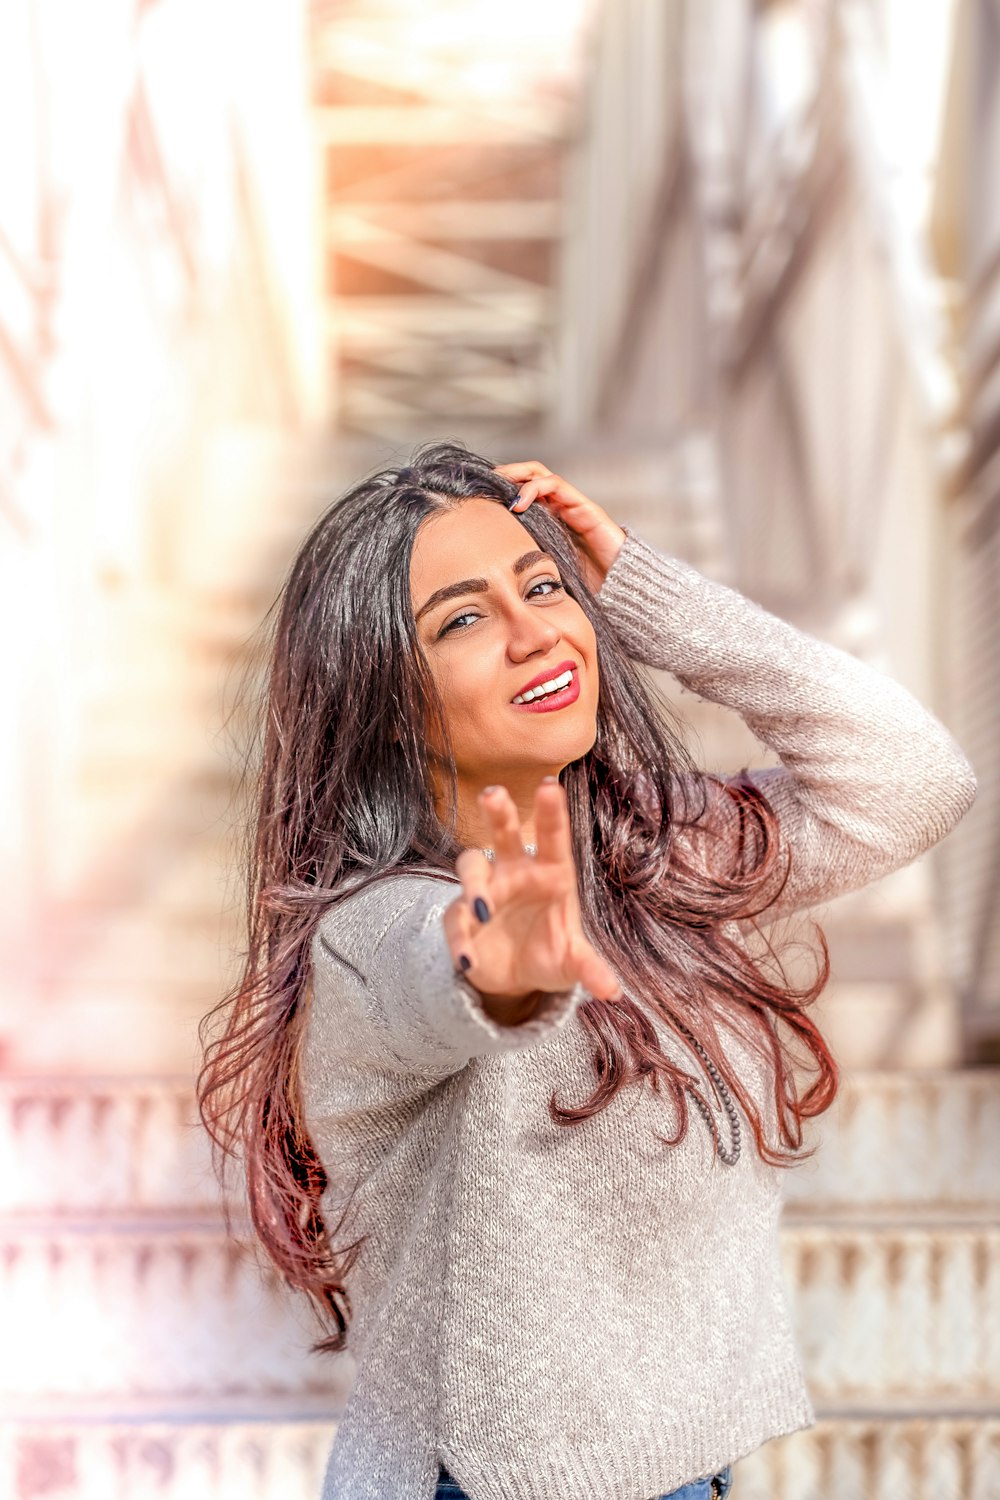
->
[505, 594, 561, 660]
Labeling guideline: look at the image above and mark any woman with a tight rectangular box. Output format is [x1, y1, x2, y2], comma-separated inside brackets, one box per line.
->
[197, 440, 977, 1500]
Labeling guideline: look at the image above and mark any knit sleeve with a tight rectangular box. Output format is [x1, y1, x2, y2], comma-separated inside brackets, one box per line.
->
[596, 525, 979, 924]
[309, 871, 589, 1079]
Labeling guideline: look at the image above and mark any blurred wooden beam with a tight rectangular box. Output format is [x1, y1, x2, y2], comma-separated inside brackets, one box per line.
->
[330, 201, 561, 240]
[315, 105, 564, 145]
[329, 294, 550, 346]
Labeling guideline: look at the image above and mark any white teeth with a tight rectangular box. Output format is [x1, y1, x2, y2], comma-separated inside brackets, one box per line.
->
[513, 668, 573, 705]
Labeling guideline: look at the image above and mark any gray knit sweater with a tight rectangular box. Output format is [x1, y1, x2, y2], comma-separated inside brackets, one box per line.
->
[302, 526, 977, 1500]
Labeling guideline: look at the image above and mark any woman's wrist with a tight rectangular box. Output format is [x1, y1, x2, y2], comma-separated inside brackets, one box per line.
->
[591, 521, 628, 588]
[473, 985, 546, 1028]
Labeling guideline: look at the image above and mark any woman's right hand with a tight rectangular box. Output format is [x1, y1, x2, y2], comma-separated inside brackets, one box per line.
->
[443, 779, 624, 1018]
[492, 460, 626, 593]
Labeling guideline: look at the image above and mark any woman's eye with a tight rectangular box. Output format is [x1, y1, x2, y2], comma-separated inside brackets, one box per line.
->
[529, 578, 564, 600]
[439, 610, 480, 637]
[438, 578, 564, 637]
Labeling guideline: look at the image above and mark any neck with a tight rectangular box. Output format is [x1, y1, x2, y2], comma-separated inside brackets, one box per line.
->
[434, 766, 555, 849]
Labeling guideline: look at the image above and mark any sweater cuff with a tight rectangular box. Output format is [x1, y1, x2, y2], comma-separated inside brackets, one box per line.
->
[595, 524, 689, 661]
[452, 970, 589, 1047]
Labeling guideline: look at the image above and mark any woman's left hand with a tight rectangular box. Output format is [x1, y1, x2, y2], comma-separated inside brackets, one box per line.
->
[493, 460, 627, 593]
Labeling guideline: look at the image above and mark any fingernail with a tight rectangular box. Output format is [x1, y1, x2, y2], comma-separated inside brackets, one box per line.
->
[542, 774, 558, 784]
[609, 985, 625, 1002]
[457, 953, 472, 972]
[473, 896, 491, 923]
[481, 785, 501, 797]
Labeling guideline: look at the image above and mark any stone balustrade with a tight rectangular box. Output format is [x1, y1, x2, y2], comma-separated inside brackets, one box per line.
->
[0, 1417, 997, 1500]
[3, 1071, 998, 1218]
[0, 1219, 995, 1411]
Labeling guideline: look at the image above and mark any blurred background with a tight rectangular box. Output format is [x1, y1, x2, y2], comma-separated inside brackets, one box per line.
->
[1, 0, 998, 1495]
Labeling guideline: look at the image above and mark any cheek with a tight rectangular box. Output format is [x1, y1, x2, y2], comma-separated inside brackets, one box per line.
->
[576, 620, 599, 690]
[429, 658, 502, 742]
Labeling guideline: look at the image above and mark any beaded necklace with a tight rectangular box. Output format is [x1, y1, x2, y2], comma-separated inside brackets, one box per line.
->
[671, 1018, 742, 1166]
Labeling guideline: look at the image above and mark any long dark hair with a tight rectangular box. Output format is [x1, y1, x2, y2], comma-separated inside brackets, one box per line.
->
[196, 438, 836, 1356]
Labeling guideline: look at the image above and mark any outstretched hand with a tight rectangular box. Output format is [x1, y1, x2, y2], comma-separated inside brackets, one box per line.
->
[493, 460, 627, 593]
[443, 779, 623, 1020]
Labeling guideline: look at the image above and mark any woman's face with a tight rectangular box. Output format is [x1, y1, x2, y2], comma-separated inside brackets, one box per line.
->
[410, 497, 600, 805]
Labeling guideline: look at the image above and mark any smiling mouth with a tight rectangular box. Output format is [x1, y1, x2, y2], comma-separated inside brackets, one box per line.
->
[510, 665, 581, 713]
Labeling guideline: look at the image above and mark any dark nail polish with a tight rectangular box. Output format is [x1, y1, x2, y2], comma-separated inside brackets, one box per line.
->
[458, 953, 472, 972]
[473, 896, 491, 923]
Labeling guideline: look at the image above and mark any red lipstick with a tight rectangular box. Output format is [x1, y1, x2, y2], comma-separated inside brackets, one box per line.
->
[510, 660, 580, 714]
[512, 658, 577, 700]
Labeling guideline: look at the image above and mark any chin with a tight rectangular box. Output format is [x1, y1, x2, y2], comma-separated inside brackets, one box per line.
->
[535, 724, 598, 767]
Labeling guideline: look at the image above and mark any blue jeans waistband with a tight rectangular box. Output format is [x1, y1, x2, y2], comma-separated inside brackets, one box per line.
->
[434, 1460, 735, 1500]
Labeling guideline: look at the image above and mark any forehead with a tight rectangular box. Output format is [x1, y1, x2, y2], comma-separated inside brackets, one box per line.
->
[409, 497, 536, 593]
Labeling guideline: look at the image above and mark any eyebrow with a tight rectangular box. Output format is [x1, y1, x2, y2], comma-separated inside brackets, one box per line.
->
[415, 549, 558, 625]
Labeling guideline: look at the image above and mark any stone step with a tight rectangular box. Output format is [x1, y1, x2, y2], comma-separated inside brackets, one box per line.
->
[29, 918, 236, 988]
[58, 794, 239, 884]
[760, 1416, 1000, 1499]
[3, 1072, 996, 1217]
[782, 1223, 1000, 1404]
[24, 980, 962, 1095]
[0, 1225, 351, 1408]
[0, 1218, 996, 1405]
[65, 773, 234, 829]
[79, 658, 258, 725]
[73, 754, 235, 805]
[47, 864, 243, 929]
[0, 1420, 335, 1500]
[79, 640, 240, 703]
[0, 1415, 996, 1500]
[91, 583, 276, 657]
[821, 918, 916, 982]
[1, 998, 212, 1078]
[76, 714, 223, 771]
[0, 1081, 216, 1216]
[811, 979, 964, 1069]
[785, 1069, 1000, 1214]
[42, 862, 236, 948]
[88, 617, 268, 696]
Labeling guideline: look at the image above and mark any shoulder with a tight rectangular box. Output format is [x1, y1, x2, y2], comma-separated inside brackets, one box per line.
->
[312, 867, 461, 979]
